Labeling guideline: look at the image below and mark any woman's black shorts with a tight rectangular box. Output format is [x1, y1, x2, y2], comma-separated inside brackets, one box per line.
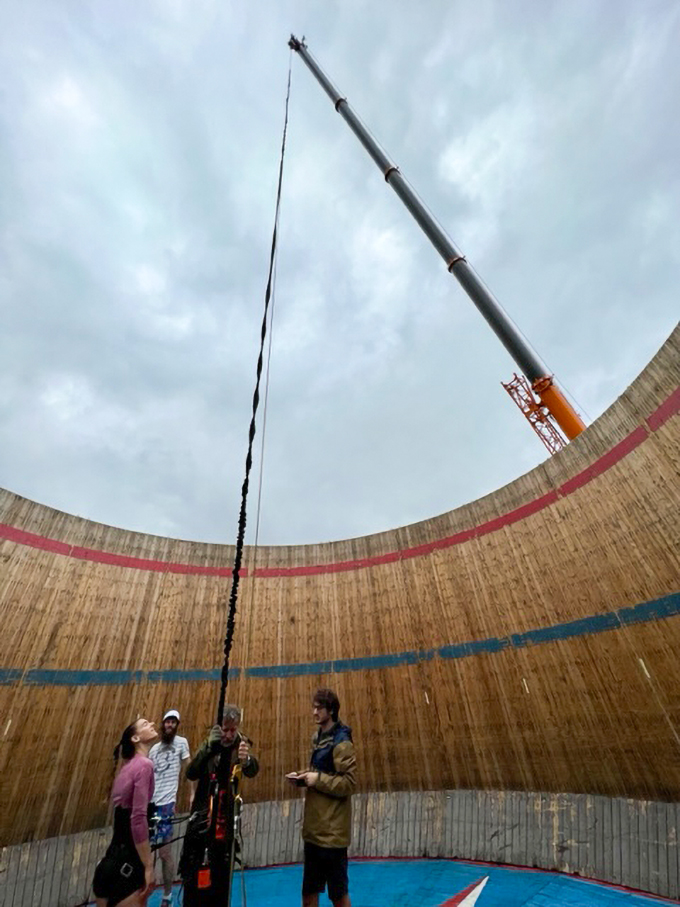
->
[92, 843, 144, 906]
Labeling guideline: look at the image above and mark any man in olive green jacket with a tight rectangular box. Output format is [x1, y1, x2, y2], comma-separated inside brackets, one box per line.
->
[287, 688, 356, 907]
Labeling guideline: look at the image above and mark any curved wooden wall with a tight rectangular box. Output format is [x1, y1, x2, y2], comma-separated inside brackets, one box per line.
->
[3, 791, 680, 905]
[0, 327, 678, 847]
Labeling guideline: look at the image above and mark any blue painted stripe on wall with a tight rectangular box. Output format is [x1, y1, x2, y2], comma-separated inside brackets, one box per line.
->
[146, 668, 227, 683]
[439, 637, 510, 659]
[24, 669, 145, 686]
[3, 592, 679, 687]
[510, 612, 622, 648]
[619, 594, 680, 624]
[17, 667, 240, 687]
[245, 649, 437, 679]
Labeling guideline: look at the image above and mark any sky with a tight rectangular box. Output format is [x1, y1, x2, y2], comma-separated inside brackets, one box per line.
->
[0, 0, 678, 546]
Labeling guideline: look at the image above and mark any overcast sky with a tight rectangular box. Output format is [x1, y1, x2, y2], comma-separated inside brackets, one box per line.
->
[0, 0, 678, 546]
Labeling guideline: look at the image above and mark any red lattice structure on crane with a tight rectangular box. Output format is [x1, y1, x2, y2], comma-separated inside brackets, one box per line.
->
[502, 373, 567, 455]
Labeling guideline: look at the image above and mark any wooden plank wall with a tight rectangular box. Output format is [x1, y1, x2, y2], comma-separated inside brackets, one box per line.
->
[0, 329, 678, 847]
[1, 792, 679, 906]
[0, 820, 188, 907]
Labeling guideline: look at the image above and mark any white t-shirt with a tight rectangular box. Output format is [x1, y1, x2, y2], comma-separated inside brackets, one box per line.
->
[149, 735, 191, 806]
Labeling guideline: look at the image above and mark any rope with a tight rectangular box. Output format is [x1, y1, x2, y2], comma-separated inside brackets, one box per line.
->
[252, 253, 279, 563]
[241, 178, 282, 672]
[216, 53, 293, 726]
[238, 819, 247, 907]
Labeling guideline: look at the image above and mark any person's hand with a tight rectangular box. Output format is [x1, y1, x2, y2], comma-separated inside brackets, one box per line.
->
[296, 771, 319, 788]
[238, 739, 250, 764]
[208, 725, 222, 751]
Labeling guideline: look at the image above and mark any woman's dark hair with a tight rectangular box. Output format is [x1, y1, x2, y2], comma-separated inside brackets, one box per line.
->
[313, 688, 340, 722]
[113, 721, 138, 763]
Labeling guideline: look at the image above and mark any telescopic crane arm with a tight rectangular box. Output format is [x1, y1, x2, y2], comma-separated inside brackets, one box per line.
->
[289, 35, 585, 444]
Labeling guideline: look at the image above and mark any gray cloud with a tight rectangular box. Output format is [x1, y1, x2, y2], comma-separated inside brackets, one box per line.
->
[0, 0, 678, 545]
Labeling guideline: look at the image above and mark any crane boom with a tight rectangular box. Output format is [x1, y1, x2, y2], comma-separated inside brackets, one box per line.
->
[288, 35, 585, 442]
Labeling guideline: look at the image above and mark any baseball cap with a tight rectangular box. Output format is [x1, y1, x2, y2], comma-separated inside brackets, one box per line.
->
[163, 709, 180, 721]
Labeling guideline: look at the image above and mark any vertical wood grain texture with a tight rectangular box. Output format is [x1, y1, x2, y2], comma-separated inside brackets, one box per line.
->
[2, 791, 680, 905]
[0, 335, 678, 852]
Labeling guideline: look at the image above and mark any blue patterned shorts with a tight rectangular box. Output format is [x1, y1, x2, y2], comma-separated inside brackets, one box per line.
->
[152, 802, 175, 846]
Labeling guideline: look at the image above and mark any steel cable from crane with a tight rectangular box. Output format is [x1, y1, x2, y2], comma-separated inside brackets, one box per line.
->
[216, 52, 293, 726]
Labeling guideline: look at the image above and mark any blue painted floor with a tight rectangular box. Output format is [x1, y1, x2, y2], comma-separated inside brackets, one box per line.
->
[140, 860, 678, 906]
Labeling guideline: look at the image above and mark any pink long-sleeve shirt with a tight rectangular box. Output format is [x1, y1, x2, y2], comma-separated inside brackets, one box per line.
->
[111, 754, 155, 844]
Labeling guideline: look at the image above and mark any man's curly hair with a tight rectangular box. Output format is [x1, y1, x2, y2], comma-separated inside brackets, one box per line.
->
[313, 688, 340, 722]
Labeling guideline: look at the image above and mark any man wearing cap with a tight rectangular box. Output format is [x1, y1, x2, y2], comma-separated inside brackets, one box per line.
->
[149, 709, 193, 907]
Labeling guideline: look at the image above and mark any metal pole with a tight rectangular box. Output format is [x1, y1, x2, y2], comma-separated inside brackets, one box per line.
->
[288, 36, 586, 438]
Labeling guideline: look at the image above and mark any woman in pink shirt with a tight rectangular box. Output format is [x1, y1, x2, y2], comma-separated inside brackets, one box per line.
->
[93, 718, 157, 906]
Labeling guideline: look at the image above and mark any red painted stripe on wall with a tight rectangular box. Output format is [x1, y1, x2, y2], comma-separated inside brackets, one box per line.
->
[0, 386, 677, 577]
[647, 385, 680, 432]
[557, 425, 648, 496]
[1, 526, 72, 556]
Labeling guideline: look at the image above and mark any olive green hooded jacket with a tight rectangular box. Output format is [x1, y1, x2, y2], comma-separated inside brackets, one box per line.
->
[302, 722, 356, 849]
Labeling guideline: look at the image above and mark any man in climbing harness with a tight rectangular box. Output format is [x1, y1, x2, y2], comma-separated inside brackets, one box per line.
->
[287, 688, 356, 907]
[179, 704, 258, 906]
[149, 708, 193, 907]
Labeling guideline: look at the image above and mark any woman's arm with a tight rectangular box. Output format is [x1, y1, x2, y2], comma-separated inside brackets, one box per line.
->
[131, 761, 155, 893]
